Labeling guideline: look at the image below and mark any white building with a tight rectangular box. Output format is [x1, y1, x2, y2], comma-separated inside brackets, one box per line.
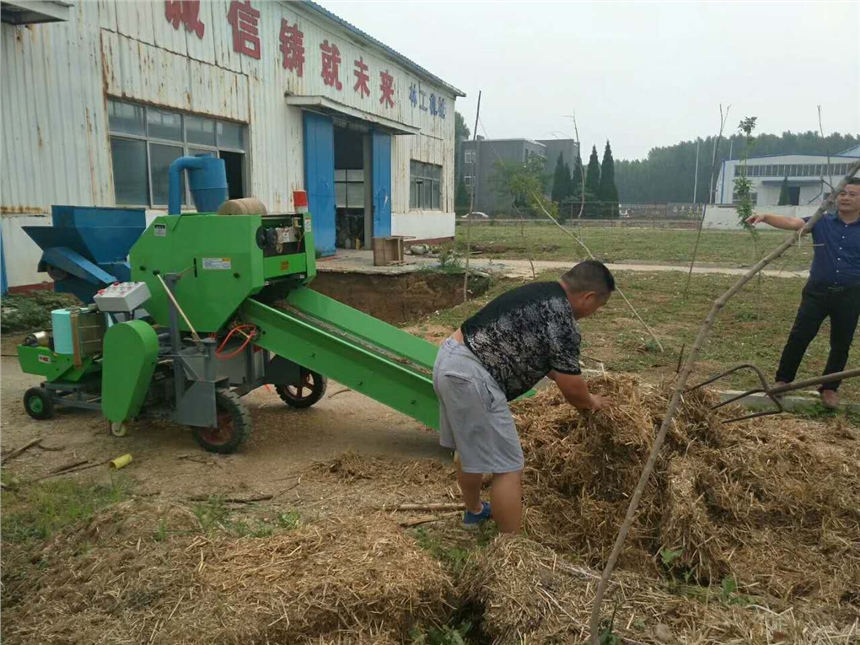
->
[1, 0, 463, 289]
[715, 144, 860, 207]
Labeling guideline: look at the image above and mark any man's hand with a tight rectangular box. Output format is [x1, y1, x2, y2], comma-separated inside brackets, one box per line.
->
[549, 371, 610, 412]
[588, 394, 611, 411]
[745, 214, 766, 226]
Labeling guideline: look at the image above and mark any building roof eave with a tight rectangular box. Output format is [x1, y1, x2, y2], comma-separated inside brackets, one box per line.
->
[298, 1, 466, 99]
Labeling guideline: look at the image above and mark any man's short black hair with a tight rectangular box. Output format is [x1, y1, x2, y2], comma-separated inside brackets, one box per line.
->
[561, 260, 615, 296]
[846, 177, 860, 186]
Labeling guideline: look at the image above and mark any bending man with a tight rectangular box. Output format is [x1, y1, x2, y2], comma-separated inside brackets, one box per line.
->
[433, 260, 614, 533]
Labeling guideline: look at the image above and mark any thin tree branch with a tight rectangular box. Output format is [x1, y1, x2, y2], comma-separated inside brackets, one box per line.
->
[530, 196, 665, 353]
[569, 112, 586, 240]
[588, 159, 860, 645]
[819, 105, 834, 200]
[683, 104, 731, 300]
[463, 90, 482, 303]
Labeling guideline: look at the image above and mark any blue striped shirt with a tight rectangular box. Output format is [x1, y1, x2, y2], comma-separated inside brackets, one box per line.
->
[803, 213, 860, 287]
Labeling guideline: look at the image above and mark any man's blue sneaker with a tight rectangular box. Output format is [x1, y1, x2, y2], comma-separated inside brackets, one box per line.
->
[463, 501, 492, 529]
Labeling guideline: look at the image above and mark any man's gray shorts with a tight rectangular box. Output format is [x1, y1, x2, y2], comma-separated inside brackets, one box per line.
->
[433, 338, 524, 474]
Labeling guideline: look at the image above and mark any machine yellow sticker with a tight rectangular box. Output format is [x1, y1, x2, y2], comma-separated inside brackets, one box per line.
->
[202, 258, 232, 270]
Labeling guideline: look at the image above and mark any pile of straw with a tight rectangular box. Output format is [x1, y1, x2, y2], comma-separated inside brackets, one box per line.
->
[514, 375, 860, 603]
[461, 534, 858, 645]
[2, 502, 452, 645]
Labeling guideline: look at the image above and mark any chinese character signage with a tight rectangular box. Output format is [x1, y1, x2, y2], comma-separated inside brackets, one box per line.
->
[165, 0, 205, 38]
[379, 70, 395, 108]
[320, 40, 343, 90]
[227, 1, 261, 59]
[280, 20, 304, 75]
[161, 3, 447, 119]
[353, 58, 370, 98]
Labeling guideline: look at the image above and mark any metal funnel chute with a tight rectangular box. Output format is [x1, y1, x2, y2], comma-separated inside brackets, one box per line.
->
[24, 206, 147, 303]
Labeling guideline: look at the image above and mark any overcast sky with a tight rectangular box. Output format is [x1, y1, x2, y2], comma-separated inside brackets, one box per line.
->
[320, 1, 860, 160]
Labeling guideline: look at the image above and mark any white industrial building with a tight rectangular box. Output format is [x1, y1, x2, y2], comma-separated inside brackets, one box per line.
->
[715, 145, 860, 207]
[1, 0, 463, 290]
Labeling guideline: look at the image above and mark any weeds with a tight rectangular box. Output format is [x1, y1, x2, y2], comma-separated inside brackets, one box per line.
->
[1, 476, 134, 544]
[192, 496, 301, 538]
[1, 291, 79, 333]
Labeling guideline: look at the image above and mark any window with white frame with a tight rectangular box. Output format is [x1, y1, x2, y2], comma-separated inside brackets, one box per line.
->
[107, 99, 248, 208]
[464, 175, 473, 187]
[464, 150, 476, 164]
[410, 161, 442, 210]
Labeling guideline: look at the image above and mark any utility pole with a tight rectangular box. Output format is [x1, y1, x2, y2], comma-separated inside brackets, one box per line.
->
[692, 139, 700, 203]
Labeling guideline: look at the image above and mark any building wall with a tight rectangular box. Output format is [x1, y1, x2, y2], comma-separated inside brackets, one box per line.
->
[715, 154, 859, 206]
[462, 139, 546, 215]
[1, 1, 458, 287]
[536, 139, 578, 179]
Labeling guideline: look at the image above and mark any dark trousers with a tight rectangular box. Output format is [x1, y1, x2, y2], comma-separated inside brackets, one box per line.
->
[776, 282, 860, 391]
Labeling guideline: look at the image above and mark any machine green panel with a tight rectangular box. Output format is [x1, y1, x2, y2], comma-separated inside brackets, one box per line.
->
[17, 345, 98, 382]
[130, 214, 266, 332]
[288, 288, 438, 370]
[101, 321, 160, 423]
[241, 299, 439, 430]
[263, 253, 307, 280]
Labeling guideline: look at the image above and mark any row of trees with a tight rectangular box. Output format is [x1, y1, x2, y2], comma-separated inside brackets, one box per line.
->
[614, 131, 859, 204]
[550, 142, 620, 219]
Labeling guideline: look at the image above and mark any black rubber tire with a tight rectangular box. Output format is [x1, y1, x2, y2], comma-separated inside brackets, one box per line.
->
[23, 387, 55, 421]
[192, 389, 251, 454]
[275, 369, 328, 409]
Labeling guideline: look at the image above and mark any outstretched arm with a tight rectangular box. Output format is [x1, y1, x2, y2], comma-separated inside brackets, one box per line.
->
[746, 213, 805, 231]
[549, 371, 610, 411]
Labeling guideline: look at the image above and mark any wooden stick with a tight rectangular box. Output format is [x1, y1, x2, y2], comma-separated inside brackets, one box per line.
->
[35, 458, 111, 481]
[399, 511, 461, 528]
[48, 459, 88, 474]
[187, 493, 273, 504]
[155, 273, 202, 343]
[530, 197, 665, 353]
[1, 438, 42, 464]
[463, 90, 482, 304]
[588, 159, 860, 645]
[381, 502, 465, 512]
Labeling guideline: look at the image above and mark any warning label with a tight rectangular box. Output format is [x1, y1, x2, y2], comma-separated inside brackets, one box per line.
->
[38, 355, 52, 364]
[202, 258, 232, 270]
[304, 218, 312, 233]
[154, 224, 167, 237]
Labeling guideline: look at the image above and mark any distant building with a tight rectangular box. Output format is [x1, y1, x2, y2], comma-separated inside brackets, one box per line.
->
[460, 138, 548, 215]
[536, 139, 580, 180]
[715, 145, 860, 207]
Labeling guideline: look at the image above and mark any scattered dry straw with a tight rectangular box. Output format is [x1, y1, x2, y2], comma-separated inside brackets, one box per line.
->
[2, 502, 452, 645]
[514, 375, 860, 604]
[461, 534, 859, 645]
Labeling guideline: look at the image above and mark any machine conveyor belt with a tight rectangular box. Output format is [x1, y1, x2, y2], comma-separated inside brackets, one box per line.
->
[240, 288, 441, 430]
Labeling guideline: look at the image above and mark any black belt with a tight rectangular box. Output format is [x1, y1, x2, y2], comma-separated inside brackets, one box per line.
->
[809, 281, 860, 294]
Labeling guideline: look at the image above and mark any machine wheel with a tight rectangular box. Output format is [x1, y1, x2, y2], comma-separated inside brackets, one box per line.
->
[23, 387, 55, 420]
[109, 421, 129, 438]
[275, 369, 327, 409]
[192, 389, 251, 454]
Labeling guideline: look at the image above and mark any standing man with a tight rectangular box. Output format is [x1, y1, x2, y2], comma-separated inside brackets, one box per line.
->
[746, 177, 860, 409]
[433, 260, 614, 534]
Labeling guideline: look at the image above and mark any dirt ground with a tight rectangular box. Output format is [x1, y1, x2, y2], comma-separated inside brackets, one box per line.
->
[0, 337, 454, 515]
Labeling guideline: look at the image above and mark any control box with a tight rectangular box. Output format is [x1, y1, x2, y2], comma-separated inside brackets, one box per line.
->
[94, 282, 152, 313]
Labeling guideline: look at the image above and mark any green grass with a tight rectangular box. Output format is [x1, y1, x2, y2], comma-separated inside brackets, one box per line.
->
[411, 270, 860, 406]
[191, 496, 301, 538]
[1, 291, 79, 334]
[455, 225, 813, 270]
[1, 476, 134, 544]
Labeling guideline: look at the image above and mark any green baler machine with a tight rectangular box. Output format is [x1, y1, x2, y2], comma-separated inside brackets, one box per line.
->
[19, 156, 439, 453]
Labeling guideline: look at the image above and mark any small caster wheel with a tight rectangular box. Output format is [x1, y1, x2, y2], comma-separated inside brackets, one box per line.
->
[109, 421, 129, 437]
[23, 387, 55, 420]
[275, 369, 328, 409]
[192, 389, 251, 454]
